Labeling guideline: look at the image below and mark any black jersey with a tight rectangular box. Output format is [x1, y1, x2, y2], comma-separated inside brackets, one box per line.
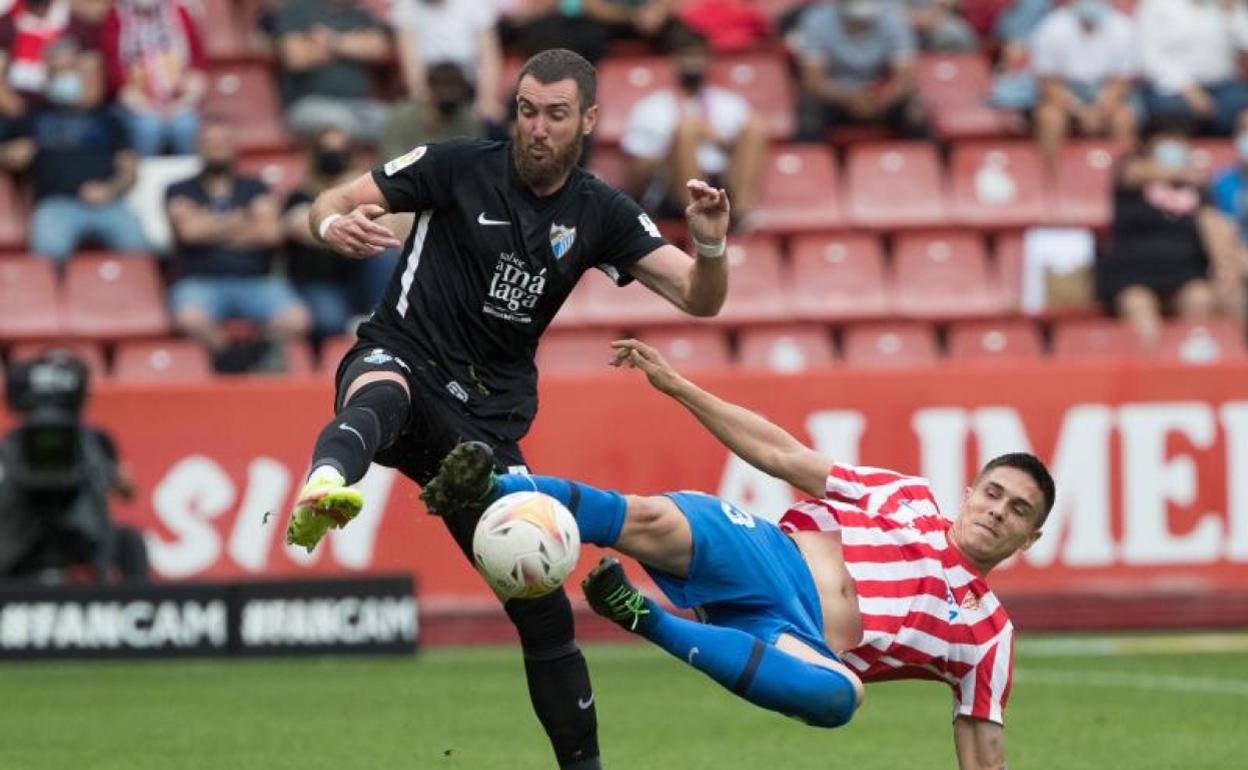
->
[359, 138, 668, 441]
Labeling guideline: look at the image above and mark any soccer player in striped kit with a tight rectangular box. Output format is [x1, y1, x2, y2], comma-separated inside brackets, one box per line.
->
[423, 339, 1054, 770]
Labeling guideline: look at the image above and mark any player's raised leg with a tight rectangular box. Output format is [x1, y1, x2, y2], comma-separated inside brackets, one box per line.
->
[287, 366, 411, 551]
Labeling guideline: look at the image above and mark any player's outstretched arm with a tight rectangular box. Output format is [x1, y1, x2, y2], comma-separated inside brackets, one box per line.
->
[611, 339, 829, 497]
[629, 180, 730, 317]
[308, 171, 403, 259]
[953, 717, 1007, 770]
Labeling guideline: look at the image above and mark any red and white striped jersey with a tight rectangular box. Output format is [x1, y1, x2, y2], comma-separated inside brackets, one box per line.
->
[778, 462, 1014, 725]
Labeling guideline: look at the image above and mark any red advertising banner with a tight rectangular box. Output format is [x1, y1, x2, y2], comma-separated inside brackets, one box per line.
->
[18, 359, 1248, 608]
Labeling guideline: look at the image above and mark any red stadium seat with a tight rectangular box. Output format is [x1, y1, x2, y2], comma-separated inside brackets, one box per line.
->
[994, 232, 1024, 312]
[9, 341, 108, 381]
[1156, 320, 1247, 364]
[842, 322, 939, 368]
[283, 338, 315, 375]
[915, 53, 1022, 140]
[1051, 141, 1128, 228]
[203, 63, 290, 153]
[738, 325, 836, 373]
[114, 339, 213, 382]
[947, 320, 1043, 362]
[587, 146, 630, 190]
[638, 327, 732, 371]
[846, 142, 947, 229]
[0, 257, 59, 340]
[949, 142, 1048, 228]
[1051, 317, 1139, 358]
[196, 0, 250, 63]
[596, 57, 674, 144]
[537, 329, 621, 374]
[0, 173, 29, 249]
[892, 231, 1005, 318]
[713, 236, 788, 324]
[582, 269, 685, 327]
[789, 233, 889, 321]
[237, 152, 307, 202]
[1189, 139, 1236, 178]
[708, 54, 794, 140]
[62, 253, 169, 340]
[753, 145, 844, 233]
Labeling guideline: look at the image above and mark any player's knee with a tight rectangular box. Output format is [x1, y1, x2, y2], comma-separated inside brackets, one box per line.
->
[623, 495, 678, 537]
[802, 669, 862, 729]
[505, 588, 576, 656]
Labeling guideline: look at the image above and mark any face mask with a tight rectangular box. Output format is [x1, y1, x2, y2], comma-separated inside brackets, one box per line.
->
[1153, 140, 1190, 169]
[314, 148, 349, 176]
[1072, 0, 1107, 24]
[202, 159, 232, 176]
[434, 98, 462, 119]
[678, 69, 706, 93]
[45, 71, 83, 107]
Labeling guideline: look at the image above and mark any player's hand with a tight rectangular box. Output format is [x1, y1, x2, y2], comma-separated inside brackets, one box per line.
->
[324, 203, 402, 258]
[610, 338, 684, 396]
[684, 179, 730, 247]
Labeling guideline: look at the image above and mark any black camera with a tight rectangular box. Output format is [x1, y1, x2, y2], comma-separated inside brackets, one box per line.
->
[4, 350, 91, 489]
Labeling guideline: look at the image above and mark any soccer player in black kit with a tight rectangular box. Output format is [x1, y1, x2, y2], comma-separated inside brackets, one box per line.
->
[283, 49, 731, 769]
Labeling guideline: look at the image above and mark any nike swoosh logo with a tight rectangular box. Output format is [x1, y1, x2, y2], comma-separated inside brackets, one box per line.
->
[478, 213, 511, 226]
[577, 694, 594, 710]
[687, 647, 699, 665]
[338, 423, 367, 449]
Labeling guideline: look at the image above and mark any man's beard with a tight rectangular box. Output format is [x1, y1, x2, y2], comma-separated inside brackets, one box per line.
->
[512, 124, 582, 191]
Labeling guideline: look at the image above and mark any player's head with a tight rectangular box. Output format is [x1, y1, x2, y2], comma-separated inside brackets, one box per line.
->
[513, 48, 598, 190]
[951, 453, 1054, 571]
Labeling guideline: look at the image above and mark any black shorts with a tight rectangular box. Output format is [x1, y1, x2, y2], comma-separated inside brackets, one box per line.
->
[334, 342, 528, 557]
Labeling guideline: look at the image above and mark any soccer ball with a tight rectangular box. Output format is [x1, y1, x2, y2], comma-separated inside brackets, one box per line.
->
[472, 491, 581, 599]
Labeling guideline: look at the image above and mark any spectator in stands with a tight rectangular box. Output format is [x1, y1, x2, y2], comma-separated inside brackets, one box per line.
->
[982, 0, 1052, 111]
[102, 0, 208, 156]
[273, 0, 392, 142]
[284, 127, 396, 342]
[904, 0, 978, 52]
[1030, 0, 1139, 172]
[1137, 0, 1248, 136]
[501, 0, 676, 63]
[0, 0, 104, 134]
[1212, 111, 1248, 249]
[165, 120, 309, 372]
[0, 38, 147, 263]
[621, 25, 766, 226]
[794, 0, 927, 141]
[677, 0, 770, 54]
[1099, 119, 1246, 349]
[391, 0, 503, 130]
[380, 59, 484, 161]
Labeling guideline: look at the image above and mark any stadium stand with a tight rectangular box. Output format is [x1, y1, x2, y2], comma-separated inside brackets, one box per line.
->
[845, 142, 947, 229]
[789, 233, 890, 322]
[892, 231, 1006, 319]
[946, 319, 1044, 362]
[203, 62, 289, 153]
[114, 339, 214, 383]
[9, 340, 108, 381]
[0, 257, 59, 341]
[707, 54, 794, 140]
[62, 253, 169, 341]
[710, 236, 787, 325]
[949, 141, 1048, 228]
[638, 327, 732, 371]
[841, 322, 940, 368]
[537, 329, 624, 374]
[914, 52, 1022, 141]
[737, 325, 837, 373]
[1051, 317, 1141, 359]
[753, 145, 843, 233]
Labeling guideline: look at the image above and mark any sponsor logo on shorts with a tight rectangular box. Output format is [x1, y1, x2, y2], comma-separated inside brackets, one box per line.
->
[446, 381, 469, 403]
[362, 349, 411, 373]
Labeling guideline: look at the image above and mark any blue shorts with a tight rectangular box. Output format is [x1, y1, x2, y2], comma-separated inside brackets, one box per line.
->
[169, 276, 303, 323]
[644, 491, 834, 658]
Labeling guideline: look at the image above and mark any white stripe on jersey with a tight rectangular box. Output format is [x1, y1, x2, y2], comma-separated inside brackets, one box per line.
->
[395, 210, 433, 317]
[846, 558, 946, 582]
[987, 625, 1014, 723]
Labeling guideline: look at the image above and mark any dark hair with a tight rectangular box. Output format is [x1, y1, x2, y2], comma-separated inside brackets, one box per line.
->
[517, 48, 597, 111]
[664, 22, 709, 54]
[976, 453, 1056, 528]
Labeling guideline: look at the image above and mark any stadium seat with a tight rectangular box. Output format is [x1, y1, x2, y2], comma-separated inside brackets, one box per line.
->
[581, 268, 686, 326]
[1156, 320, 1247, 364]
[596, 57, 674, 144]
[587, 146, 629, 190]
[841, 322, 939, 368]
[891, 231, 1005, 318]
[114, 340, 213, 382]
[946, 320, 1043, 362]
[708, 54, 794, 140]
[639, 328, 732, 371]
[9, 341, 108, 381]
[0, 257, 59, 340]
[1051, 141, 1128, 228]
[204, 63, 290, 153]
[994, 232, 1024, 312]
[949, 142, 1048, 228]
[738, 325, 836, 373]
[846, 142, 947, 229]
[1051, 317, 1139, 358]
[0, 173, 28, 249]
[537, 329, 622, 374]
[753, 145, 844, 233]
[1189, 139, 1236, 177]
[237, 152, 307, 202]
[196, 0, 250, 63]
[789, 233, 889, 321]
[915, 53, 1022, 140]
[62, 253, 169, 340]
[712, 236, 788, 324]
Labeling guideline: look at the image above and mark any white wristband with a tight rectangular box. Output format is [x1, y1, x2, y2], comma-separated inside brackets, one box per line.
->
[317, 213, 343, 242]
[692, 236, 726, 259]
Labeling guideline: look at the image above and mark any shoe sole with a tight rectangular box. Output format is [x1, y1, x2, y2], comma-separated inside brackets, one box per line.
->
[422, 442, 495, 515]
[285, 487, 364, 550]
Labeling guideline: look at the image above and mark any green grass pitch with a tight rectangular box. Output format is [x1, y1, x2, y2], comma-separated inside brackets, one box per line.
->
[2, 633, 1245, 769]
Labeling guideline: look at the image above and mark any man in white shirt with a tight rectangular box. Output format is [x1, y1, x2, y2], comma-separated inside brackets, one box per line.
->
[391, 0, 504, 124]
[1031, 0, 1139, 170]
[621, 26, 766, 224]
[1137, 0, 1248, 135]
